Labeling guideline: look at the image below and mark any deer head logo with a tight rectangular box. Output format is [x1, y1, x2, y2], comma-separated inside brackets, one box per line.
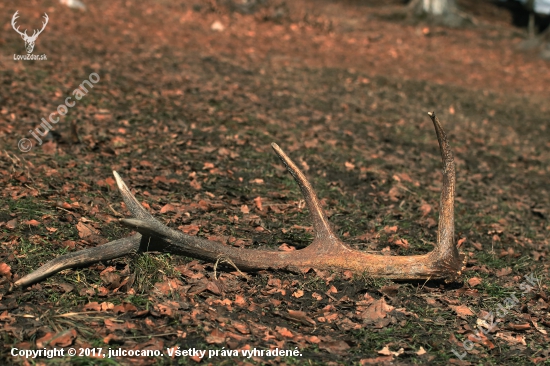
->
[11, 11, 49, 54]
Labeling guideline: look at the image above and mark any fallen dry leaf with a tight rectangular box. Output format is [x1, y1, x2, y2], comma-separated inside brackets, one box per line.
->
[36, 332, 55, 348]
[278, 243, 296, 251]
[468, 277, 482, 287]
[419, 203, 432, 217]
[508, 322, 531, 330]
[276, 326, 294, 338]
[292, 289, 304, 298]
[384, 226, 398, 234]
[286, 310, 316, 326]
[360, 356, 394, 364]
[232, 321, 250, 334]
[49, 329, 77, 347]
[496, 332, 527, 345]
[205, 329, 226, 344]
[394, 238, 409, 249]
[160, 203, 177, 213]
[361, 298, 395, 322]
[83, 302, 101, 311]
[496, 267, 513, 277]
[6, 219, 17, 230]
[0, 263, 12, 278]
[76, 221, 95, 238]
[254, 196, 263, 211]
[450, 305, 474, 318]
[378, 345, 404, 357]
[532, 320, 548, 334]
[319, 340, 350, 355]
[312, 292, 323, 301]
[305, 335, 321, 344]
[467, 331, 495, 349]
[379, 285, 400, 298]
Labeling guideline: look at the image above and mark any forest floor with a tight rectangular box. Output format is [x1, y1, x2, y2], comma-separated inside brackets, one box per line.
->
[0, 0, 549, 365]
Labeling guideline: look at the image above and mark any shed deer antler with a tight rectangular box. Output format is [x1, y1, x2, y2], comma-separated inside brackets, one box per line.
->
[13, 113, 464, 289]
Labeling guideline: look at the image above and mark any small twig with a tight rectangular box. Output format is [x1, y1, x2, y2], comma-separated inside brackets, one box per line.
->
[53, 311, 105, 317]
[109, 204, 124, 217]
[418, 276, 432, 293]
[127, 332, 182, 339]
[56, 207, 74, 215]
[213, 255, 245, 280]
[4, 150, 20, 165]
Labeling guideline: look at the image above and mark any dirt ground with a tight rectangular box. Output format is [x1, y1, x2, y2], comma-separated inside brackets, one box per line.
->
[0, 0, 549, 365]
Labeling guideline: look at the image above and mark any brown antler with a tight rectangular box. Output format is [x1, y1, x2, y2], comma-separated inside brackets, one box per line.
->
[13, 112, 464, 289]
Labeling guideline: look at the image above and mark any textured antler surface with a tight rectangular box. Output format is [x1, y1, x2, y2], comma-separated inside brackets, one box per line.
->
[13, 113, 464, 289]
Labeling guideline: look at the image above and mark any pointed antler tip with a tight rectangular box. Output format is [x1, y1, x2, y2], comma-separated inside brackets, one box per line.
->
[271, 143, 284, 157]
[427, 111, 435, 117]
[113, 171, 126, 189]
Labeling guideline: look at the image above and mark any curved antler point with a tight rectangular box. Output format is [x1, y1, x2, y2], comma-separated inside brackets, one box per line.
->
[113, 171, 125, 189]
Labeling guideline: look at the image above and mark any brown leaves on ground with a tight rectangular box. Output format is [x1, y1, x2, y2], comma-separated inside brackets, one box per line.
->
[319, 340, 350, 355]
[37, 329, 77, 348]
[496, 268, 513, 277]
[378, 345, 404, 357]
[0, 1, 549, 365]
[0, 263, 12, 279]
[76, 221, 98, 239]
[467, 277, 482, 287]
[286, 310, 316, 326]
[450, 305, 475, 318]
[361, 297, 395, 327]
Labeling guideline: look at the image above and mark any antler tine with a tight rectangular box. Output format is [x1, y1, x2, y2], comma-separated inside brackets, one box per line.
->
[113, 171, 158, 222]
[12, 235, 142, 290]
[12, 171, 163, 289]
[270, 143, 337, 241]
[427, 112, 459, 264]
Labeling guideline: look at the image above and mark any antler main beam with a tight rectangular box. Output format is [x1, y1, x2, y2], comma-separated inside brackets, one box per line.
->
[13, 113, 464, 289]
